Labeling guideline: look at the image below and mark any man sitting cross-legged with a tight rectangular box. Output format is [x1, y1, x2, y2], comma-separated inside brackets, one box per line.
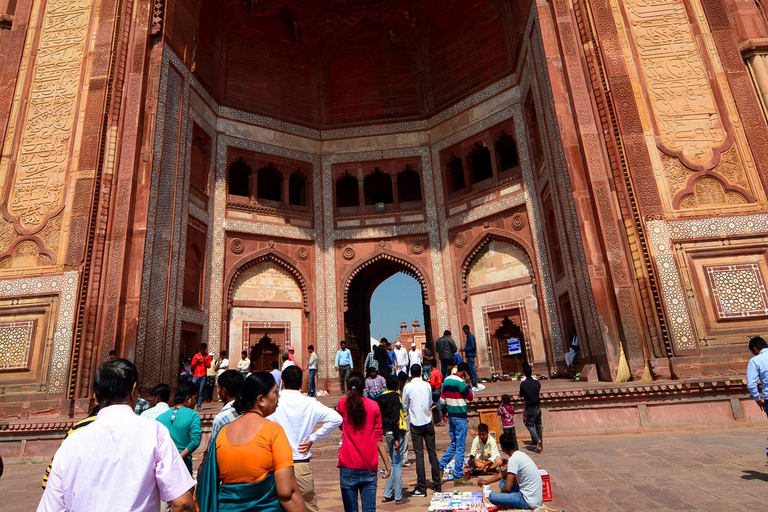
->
[477, 433, 542, 510]
[467, 423, 503, 474]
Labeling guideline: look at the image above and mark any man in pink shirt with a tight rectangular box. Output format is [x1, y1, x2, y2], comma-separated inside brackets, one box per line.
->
[37, 359, 195, 512]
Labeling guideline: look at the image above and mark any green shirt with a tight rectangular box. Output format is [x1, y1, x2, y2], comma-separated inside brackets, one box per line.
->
[157, 406, 202, 473]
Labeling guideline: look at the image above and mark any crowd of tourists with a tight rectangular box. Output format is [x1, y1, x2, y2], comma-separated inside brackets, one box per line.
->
[39, 332, 768, 512]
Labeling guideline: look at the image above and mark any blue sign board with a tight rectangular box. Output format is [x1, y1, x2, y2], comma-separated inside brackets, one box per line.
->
[507, 337, 521, 355]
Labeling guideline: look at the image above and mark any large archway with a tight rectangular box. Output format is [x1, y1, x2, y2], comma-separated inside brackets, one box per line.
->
[342, 252, 433, 368]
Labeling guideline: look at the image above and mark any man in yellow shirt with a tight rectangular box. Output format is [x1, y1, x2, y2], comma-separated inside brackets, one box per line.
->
[468, 423, 503, 474]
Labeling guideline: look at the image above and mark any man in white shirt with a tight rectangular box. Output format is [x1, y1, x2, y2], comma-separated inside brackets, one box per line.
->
[38, 359, 195, 512]
[307, 344, 318, 397]
[236, 350, 250, 374]
[394, 341, 409, 375]
[140, 383, 171, 421]
[402, 364, 441, 496]
[478, 433, 542, 510]
[209, 370, 244, 444]
[409, 343, 422, 370]
[268, 365, 342, 512]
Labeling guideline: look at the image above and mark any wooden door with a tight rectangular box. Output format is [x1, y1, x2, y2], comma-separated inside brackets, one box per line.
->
[248, 330, 284, 372]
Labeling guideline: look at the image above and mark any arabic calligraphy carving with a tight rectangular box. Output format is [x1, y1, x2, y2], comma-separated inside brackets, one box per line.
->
[6, 0, 91, 232]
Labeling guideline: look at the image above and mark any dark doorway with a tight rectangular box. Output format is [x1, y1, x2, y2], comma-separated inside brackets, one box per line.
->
[488, 311, 527, 374]
[344, 260, 431, 370]
[248, 331, 281, 372]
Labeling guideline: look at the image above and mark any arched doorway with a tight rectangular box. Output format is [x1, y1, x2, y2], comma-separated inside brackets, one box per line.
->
[462, 234, 546, 372]
[343, 253, 432, 369]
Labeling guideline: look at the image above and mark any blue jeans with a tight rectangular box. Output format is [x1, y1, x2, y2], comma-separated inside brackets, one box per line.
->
[441, 360, 450, 379]
[191, 376, 205, 408]
[466, 356, 477, 387]
[309, 369, 316, 396]
[339, 467, 377, 512]
[489, 481, 531, 509]
[440, 416, 468, 479]
[384, 433, 404, 500]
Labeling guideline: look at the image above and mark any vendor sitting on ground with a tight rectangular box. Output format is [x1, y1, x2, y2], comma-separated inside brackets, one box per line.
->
[477, 433, 542, 510]
[468, 423, 503, 474]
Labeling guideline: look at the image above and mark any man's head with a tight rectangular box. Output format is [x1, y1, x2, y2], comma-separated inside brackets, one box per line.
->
[463, 325, 470, 334]
[340, 340, 347, 350]
[288, 346, 295, 354]
[397, 371, 408, 389]
[366, 366, 378, 379]
[410, 364, 422, 379]
[431, 358, 438, 368]
[445, 360, 455, 372]
[271, 360, 279, 370]
[411, 343, 417, 350]
[199, 343, 208, 355]
[241, 350, 248, 360]
[174, 381, 199, 408]
[149, 383, 171, 406]
[218, 369, 244, 403]
[523, 362, 533, 378]
[498, 432, 517, 455]
[308, 344, 314, 353]
[220, 350, 227, 358]
[477, 422, 490, 443]
[282, 365, 303, 390]
[395, 341, 402, 349]
[456, 362, 469, 377]
[443, 330, 451, 337]
[385, 375, 399, 391]
[380, 337, 388, 345]
[282, 352, 289, 362]
[749, 336, 768, 355]
[94, 359, 139, 408]
[108, 350, 117, 361]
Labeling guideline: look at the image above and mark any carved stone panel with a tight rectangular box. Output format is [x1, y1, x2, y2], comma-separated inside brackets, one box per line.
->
[623, 0, 726, 168]
[4, 0, 92, 233]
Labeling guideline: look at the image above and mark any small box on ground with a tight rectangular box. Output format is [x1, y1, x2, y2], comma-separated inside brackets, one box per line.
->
[540, 470, 552, 502]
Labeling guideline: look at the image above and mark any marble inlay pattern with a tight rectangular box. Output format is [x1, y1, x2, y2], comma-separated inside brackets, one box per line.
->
[646, 220, 697, 350]
[0, 320, 35, 370]
[0, 271, 78, 392]
[706, 264, 768, 319]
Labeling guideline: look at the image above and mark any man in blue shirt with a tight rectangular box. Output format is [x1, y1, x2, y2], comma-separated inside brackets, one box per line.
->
[335, 340, 354, 393]
[462, 325, 484, 392]
[747, 336, 768, 419]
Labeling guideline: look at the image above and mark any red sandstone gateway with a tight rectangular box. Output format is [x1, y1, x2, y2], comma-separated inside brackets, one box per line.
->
[0, 0, 765, 453]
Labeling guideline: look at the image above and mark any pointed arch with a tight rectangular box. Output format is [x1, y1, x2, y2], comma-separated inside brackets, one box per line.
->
[226, 248, 310, 312]
[459, 230, 536, 299]
[341, 249, 432, 312]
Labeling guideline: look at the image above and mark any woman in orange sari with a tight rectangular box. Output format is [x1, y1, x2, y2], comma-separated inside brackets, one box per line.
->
[197, 372, 306, 512]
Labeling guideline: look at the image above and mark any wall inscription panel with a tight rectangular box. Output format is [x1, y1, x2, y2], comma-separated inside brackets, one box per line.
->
[0, 320, 36, 371]
[624, 0, 726, 167]
[4, 0, 92, 233]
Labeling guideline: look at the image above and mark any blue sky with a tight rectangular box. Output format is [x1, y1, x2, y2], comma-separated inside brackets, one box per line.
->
[369, 272, 425, 344]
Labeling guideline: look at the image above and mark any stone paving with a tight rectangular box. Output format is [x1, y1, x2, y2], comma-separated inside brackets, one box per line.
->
[3, 426, 768, 511]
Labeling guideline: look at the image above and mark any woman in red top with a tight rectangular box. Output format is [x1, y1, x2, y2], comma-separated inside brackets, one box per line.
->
[337, 372, 391, 512]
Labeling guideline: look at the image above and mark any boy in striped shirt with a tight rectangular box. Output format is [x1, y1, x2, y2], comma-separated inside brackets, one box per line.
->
[439, 362, 474, 485]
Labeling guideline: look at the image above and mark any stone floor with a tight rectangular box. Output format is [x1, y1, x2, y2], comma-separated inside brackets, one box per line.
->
[3, 426, 768, 511]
